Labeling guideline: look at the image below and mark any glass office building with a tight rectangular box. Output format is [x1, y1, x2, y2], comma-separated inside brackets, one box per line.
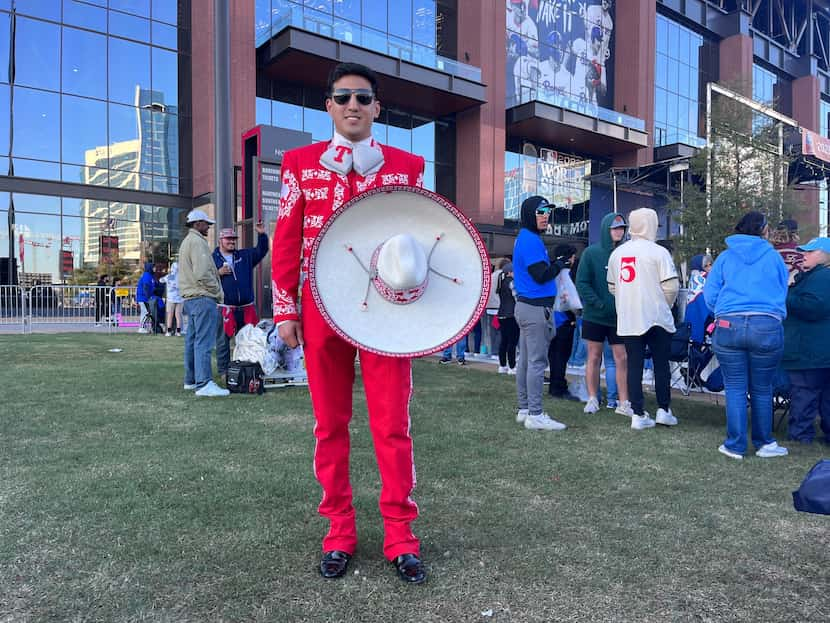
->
[0, 0, 190, 284]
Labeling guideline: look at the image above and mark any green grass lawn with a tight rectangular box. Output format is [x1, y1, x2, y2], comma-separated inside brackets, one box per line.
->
[1, 334, 827, 622]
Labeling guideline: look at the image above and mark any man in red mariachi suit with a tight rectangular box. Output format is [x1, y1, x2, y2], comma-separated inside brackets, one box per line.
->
[271, 63, 428, 584]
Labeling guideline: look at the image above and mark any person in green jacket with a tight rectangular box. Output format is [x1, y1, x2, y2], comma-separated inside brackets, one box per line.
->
[782, 237, 830, 445]
[575, 212, 633, 416]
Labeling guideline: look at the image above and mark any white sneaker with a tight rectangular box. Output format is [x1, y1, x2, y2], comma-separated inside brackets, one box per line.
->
[655, 408, 678, 426]
[631, 413, 655, 430]
[615, 400, 635, 417]
[195, 381, 230, 397]
[183, 383, 198, 390]
[524, 412, 567, 431]
[137, 327, 149, 334]
[516, 408, 529, 424]
[165, 332, 173, 337]
[498, 366, 508, 374]
[756, 442, 788, 458]
[507, 368, 517, 375]
[718, 444, 743, 460]
[583, 396, 600, 414]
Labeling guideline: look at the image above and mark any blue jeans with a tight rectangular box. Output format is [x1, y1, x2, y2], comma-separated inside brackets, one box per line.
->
[184, 297, 219, 388]
[442, 337, 466, 361]
[603, 341, 618, 401]
[569, 318, 586, 366]
[712, 314, 783, 455]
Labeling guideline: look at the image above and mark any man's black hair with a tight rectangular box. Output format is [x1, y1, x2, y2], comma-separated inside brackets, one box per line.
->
[326, 62, 379, 97]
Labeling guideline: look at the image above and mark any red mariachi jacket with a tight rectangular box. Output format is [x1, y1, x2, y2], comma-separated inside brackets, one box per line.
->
[271, 140, 425, 323]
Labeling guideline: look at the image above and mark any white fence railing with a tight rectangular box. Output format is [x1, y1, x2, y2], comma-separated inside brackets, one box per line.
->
[0, 285, 159, 334]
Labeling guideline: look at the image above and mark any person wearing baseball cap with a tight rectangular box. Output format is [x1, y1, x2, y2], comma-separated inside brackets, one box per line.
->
[212, 222, 269, 378]
[575, 212, 633, 417]
[178, 209, 228, 397]
[782, 236, 830, 445]
[771, 218, 805, 284]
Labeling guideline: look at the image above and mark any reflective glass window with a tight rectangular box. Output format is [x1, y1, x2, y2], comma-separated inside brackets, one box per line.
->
[0, 12, 9, 83]
[62, 27, 108, 100]
[14, 17, 60, 91]
[62, 163, 107, 185]
[273, 100, 302, 131]
[110, 10, 151, 42]
[13, 87, 59, 162]
[821, 100, 830, 137]
[109, 38, 151, 105]
[412, 119, 434, 157]
[151, 47, 178, 109]
[110, 0, 150, 18]
[152, 0, 178, 25]
[362, 0, 386, 33]
[14, 0, 60, 21]
[13, 158, 61, 180]
[389, 0, 412, 41]
[256, 0, 271, 44]
[0, 84, 8, 156]
[151, 20, 177, 49]
[108, 102, 141, 172]
[256, 97, 271, 125]
[15, 212, 61, 280]
[303, 107, 332, 143]
[62, 95, 107, 167]
[334, 0, 360, 21]
[15, 193, 61, 215]
[413, 0, 435, 48]
[63, 0, 107, 32]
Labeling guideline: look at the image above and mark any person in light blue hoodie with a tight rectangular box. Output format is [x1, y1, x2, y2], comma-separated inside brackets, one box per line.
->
[703, 211, 789, 460]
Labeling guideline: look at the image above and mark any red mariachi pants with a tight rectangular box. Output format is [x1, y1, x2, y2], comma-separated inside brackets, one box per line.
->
[301, 283, 419, 560]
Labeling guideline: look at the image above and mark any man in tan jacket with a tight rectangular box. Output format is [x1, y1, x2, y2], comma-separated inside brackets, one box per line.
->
[179, 209, 228, 397]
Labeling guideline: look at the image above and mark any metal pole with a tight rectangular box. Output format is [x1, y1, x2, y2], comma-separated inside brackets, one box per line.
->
[778, 122, 784, 219]
[705, 82, 715, 257]
[612, 170, 618, 214]
[213, 0, 233, 232]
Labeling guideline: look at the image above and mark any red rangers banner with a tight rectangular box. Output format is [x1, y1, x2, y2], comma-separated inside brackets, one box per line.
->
[802, 128, 830, 163]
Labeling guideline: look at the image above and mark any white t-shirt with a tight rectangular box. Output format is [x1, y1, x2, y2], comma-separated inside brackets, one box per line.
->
[607, 239, 678, 336]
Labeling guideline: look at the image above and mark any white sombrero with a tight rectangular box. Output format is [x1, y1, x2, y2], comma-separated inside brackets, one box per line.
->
[308, 185, 491, 357]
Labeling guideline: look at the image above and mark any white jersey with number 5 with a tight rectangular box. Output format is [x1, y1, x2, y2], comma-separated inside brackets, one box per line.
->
[607, 238, 678, 336]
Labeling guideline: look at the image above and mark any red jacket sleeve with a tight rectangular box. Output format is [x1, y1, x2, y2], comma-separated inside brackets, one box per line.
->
[271, 150, 304, 323]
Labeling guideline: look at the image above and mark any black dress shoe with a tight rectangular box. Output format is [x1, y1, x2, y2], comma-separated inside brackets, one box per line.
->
[393, 553, 427, 584]
[319, 550, 351, 579]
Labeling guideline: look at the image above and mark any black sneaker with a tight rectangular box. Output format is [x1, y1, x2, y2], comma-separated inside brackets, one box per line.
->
[439, 358, 452, 364]
[457, 359, 467, 366]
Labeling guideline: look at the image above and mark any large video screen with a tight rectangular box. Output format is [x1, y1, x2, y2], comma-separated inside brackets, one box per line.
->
[506, 0, 615, 111]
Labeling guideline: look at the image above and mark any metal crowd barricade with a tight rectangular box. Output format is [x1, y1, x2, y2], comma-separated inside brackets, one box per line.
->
[27, 284, 119, 333]
[0, 285, 26, 334]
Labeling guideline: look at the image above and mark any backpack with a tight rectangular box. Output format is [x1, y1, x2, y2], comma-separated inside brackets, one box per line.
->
[226, 360, 265, 395]
[793, 459, 830, 515]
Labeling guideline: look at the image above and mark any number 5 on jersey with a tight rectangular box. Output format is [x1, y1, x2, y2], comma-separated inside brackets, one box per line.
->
[620, 256, 636, 283]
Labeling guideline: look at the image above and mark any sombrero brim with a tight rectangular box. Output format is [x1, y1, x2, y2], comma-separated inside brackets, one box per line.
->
[309, 185, 491, 357]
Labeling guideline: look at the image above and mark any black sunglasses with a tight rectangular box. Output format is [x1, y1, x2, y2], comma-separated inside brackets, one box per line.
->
[330, 88, 375, 106]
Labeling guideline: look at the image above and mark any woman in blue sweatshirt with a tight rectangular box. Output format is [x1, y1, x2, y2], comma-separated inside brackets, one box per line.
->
[703, 211, 789, 460]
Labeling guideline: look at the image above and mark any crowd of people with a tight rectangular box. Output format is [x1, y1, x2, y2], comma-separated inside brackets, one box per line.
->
[486, 201, 830, 465]
[95, 59, 829, 586]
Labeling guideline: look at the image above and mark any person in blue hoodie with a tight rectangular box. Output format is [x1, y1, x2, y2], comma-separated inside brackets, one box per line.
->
[512, 196, 567, 432]
[212, 222, 270, 377]
[136, 261, 157, 334]
[703, 211, 789, 460]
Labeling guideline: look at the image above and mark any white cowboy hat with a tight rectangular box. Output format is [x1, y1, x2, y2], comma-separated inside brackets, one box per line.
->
[308, 186, 491, 357]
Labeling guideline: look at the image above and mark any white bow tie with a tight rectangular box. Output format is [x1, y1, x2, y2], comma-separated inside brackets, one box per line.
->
[319, 139, 384, 176]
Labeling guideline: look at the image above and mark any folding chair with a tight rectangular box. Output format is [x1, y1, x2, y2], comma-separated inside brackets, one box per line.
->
[668, 321, 693, 395]
[772, 367, 791, 431]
